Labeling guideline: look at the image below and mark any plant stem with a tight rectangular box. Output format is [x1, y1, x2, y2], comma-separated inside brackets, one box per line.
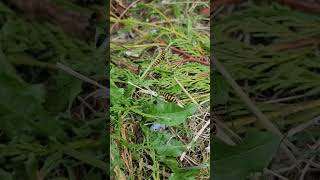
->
[212, 56, 297, 162]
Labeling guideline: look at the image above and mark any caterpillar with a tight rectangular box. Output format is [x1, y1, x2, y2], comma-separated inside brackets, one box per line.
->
[152, 49, 167, 67]
[158, 91, 178, 103]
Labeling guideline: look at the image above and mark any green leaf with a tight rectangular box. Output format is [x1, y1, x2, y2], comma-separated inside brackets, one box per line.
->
[146, 101, 198, 126]
[45, 71, 82, 113]
[172, 4, 182, 18]
[110, 79, 128, 106]
[0, 53, 66, 139]
[158, 156, 180, 172]
[110, 144, 123, 176]
[213, 130, 281, 180]
[148, 131, 184, 157]
[0, 64, 44, 136]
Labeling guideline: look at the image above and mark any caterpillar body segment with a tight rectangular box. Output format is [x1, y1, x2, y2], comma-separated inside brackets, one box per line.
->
[158, 91, 178, 103]
[157, 91, 184, 107]
[152, 49, 167, 67]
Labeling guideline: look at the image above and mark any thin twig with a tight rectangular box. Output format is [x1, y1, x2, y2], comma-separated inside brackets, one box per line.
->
[263, 168, 289, 180]
[127, 81, 158, 97]
[77, 96, 96, 115]
[110, 0, 141, 33]
[215, 122, 237, 146]
[310, 137, 320, 151]
[180, 120, 210, 161]
[214, 118, 242, 142]
[184, 155, 199, 166]
[212, 56, 297, 162]
[287, 116, 320, 138]
[305, 161, 320, 169]
[299, 137, 320, 180]
[140, 44, 172, 79]
[274, 160, 301, 173]
[271, 37, 320, 51]
[263, 94, 308, 104]
[56, 63, 108, 91]
[138, 158, 143, 180]
[174, 77, 198, 105]
[170, 46, 210, 66]
[181, 58, 210, 66]
[299, 157, 315, 180]
[140, 52, 160, 79]
[9, 54, 57, 69]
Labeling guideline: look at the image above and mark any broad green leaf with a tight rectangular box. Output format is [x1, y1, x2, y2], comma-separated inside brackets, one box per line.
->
[0, 53, 66, 139]
[45, 71, 82, 113]
[110, 80, 128, 106]
[146, 100, 198, 126]
[0, 64, 44, 136]
[212, 130, 281, 180]
[147, 131, 184, 157]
